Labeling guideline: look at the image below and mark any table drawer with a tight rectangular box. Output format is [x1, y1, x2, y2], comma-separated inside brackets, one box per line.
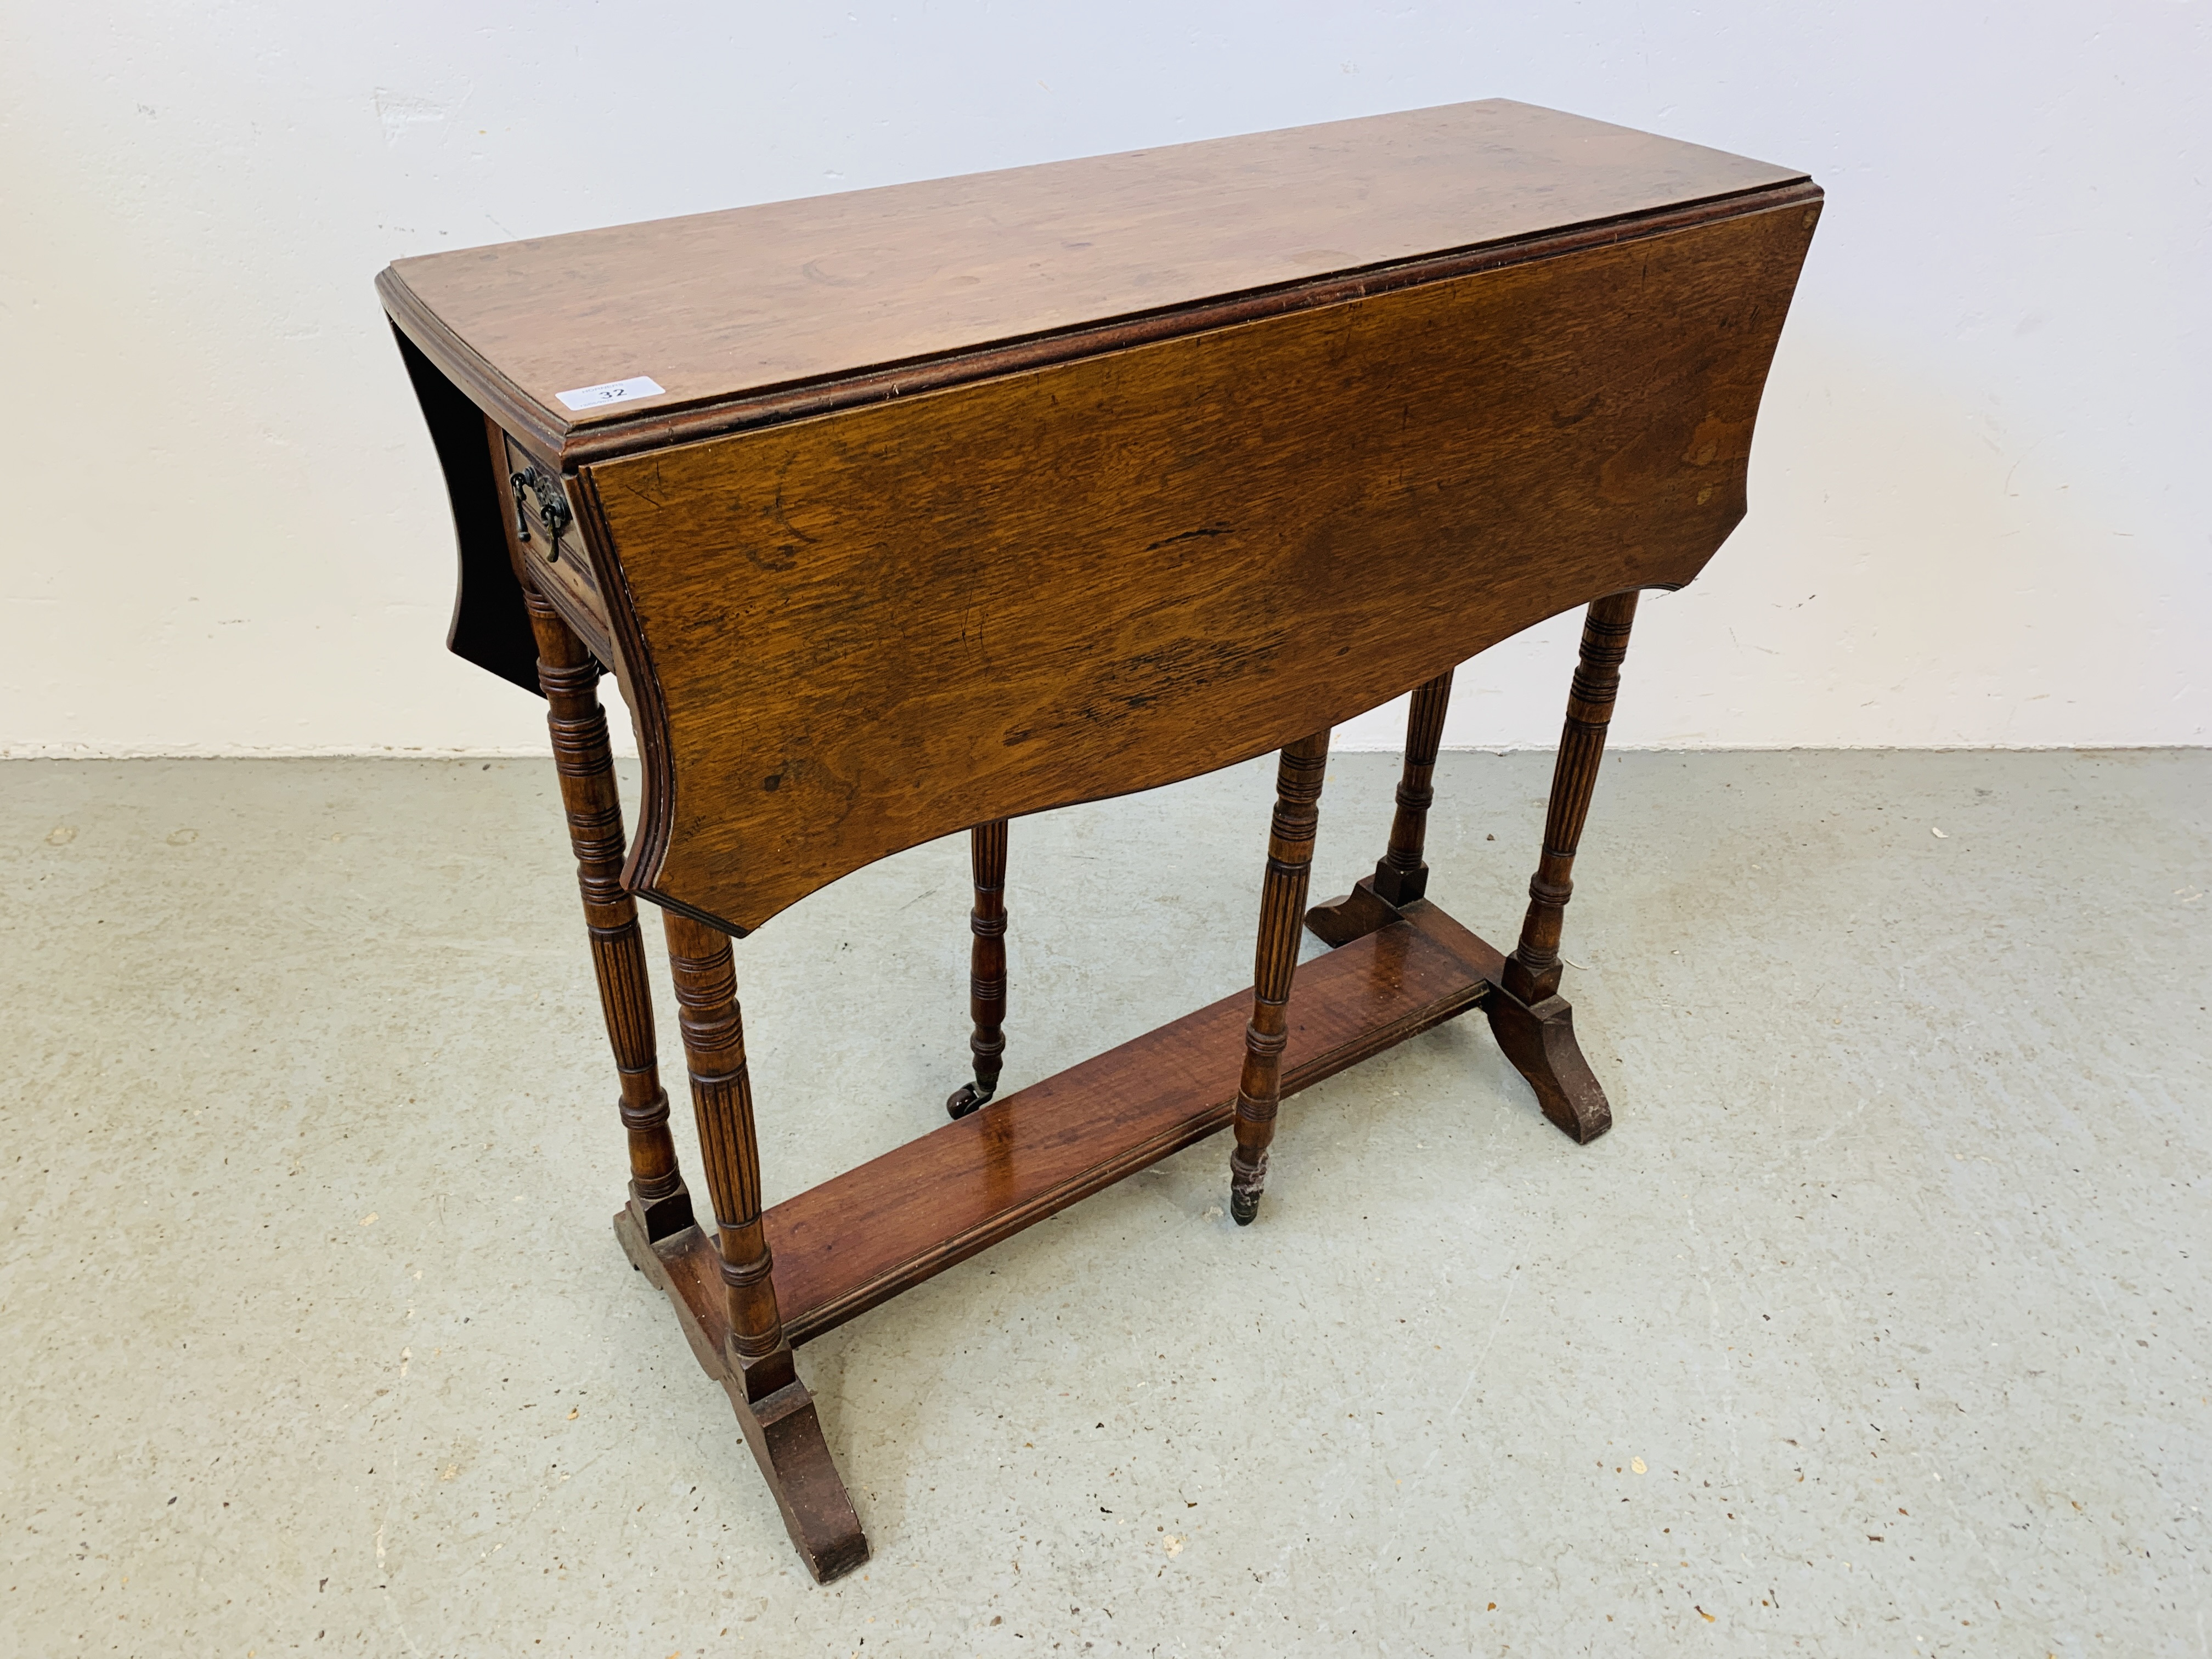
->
[499, 430, 616, 665]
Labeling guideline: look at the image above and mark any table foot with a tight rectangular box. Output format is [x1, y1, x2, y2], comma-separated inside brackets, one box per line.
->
[616, 1206, 870, 1583]
[1483, 981, 1612, 1143]
[725, 1376, 871, 1584]
[1304, 874, 1402, 947]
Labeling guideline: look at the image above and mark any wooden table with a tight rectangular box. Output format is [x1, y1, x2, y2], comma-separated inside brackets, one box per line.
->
[377, 98, 1819, 1582]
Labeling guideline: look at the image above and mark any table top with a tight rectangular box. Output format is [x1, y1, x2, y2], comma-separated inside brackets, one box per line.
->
[386, 102, 1818, 932]
[381, 99, 1803, 456]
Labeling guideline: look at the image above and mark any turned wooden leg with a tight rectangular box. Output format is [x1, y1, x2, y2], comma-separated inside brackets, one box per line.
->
[662, 912, 868, 1583]
[946, 818, 1009, 1120]
[1487, 591, 1638, 1144]
[522, 582, 696, 1242]
[1307, 670, 1453, 946]
[1229, 730, 1330, 1225]
[1370, 669, 1453, 906]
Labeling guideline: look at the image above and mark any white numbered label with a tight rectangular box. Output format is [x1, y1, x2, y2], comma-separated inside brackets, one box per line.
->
[555, 375, 667, 412]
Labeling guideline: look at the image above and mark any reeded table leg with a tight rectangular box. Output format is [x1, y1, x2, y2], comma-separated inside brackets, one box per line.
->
[946, 819, 1009, 1120]
[1307, 669, 1453, 946]
[1229, 730, 1330, 1225]
[1487, 591, 1638, 1144]
[523, 581, 695, 1242]
[662, 912, 869, 1584]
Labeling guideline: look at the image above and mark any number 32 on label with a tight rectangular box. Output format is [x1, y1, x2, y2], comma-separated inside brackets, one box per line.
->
[555, 375, 666, 412]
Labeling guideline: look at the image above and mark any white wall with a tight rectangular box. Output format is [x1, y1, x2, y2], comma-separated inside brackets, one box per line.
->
[3, 2, 2204, 757]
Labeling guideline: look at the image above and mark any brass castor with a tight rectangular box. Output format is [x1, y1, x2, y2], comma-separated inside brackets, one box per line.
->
[946, 1080, 995, 1120]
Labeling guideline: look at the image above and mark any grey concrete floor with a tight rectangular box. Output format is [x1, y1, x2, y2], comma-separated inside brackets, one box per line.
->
[3, 750, 2208, 1657]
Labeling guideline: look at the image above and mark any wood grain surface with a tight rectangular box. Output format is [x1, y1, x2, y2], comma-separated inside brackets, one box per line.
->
[584, 196, 1818, 933]
[382, 100, 1802, 459]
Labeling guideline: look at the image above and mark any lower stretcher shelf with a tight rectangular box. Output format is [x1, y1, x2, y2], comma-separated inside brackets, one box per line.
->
[619, 900, 1501, 1357]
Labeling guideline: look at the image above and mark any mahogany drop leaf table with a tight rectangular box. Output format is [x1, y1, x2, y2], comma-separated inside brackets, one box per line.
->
[377, 98, 1819, 1582]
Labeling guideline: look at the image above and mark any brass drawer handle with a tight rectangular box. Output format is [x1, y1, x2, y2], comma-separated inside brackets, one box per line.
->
[509, 466, 574, 561]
